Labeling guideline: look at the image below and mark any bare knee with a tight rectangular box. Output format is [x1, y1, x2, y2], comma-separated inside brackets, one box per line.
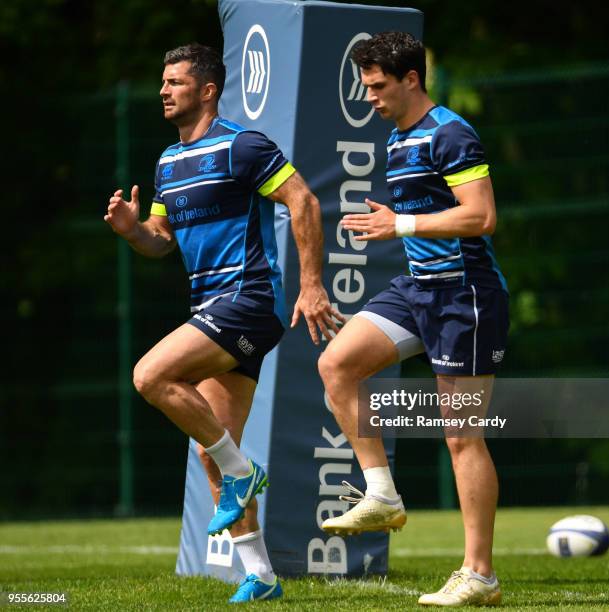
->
[318, 347, 349, 390]
[445, 436, 485, 457]
[319, 349, 362, 423]
[133, 359, 163, 402]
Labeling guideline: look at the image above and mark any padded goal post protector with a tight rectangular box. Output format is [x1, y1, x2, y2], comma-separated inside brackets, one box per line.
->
[176, 0, 423, 581]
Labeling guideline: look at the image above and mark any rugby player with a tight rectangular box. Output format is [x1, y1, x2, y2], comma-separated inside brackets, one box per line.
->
[318, 32, 508, 607]
[105, 43, 341, 603]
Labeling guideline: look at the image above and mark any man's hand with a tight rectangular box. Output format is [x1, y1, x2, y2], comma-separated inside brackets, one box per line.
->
[105, 185, 141, 238]
[291, 284, 345, 345]
[341, 198, 396, 241]
[267, 171, 346, 344]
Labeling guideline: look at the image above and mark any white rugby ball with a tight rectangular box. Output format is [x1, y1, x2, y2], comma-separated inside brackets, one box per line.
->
[546, 515, 609, 557]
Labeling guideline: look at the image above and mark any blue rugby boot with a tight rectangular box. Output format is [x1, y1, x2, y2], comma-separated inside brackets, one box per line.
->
[207, 459, 268, 536]
[229, 574, 283, 603]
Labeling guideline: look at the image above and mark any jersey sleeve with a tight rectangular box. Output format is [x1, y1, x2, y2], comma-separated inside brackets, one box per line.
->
[431, 120, 489, 187]
[230, 131, 296, 196]
[151, 160, 167, 216]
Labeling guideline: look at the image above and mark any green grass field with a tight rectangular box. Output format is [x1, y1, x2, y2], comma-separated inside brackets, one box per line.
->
[1, 507, 608, 610]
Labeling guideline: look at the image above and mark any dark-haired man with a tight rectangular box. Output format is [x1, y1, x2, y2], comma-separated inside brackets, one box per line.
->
[105, 43, 342, 603]
[318, 32, 507, 607]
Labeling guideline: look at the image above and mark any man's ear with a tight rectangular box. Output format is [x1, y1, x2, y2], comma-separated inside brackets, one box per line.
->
[406, 69, 420, 90]
[201, 82, 218, 102]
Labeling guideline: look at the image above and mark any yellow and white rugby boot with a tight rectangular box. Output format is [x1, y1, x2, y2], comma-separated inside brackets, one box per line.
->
[418, 567, 501, 607]
[321, 481, 407, 536]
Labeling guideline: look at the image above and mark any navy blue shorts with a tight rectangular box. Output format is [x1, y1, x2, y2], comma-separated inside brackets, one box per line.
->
[360, 275, 509, 376]
[187, 292, 285, 381]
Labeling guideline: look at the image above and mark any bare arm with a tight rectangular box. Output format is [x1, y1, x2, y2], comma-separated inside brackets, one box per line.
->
[267, 171, 344, 344]
[104, 185, 176, 257]
[341, 176, 497, 240]
[415, 176, 496, 237]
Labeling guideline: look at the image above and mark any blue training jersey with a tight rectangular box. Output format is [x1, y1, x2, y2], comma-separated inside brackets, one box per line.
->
[150, 116, 295, 325]
[386, 105, 507, 291]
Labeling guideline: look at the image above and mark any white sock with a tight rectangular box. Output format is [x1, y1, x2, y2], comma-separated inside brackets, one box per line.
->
[204, 430, 250, 478]
[363, 466, 401, 503]
[469, 568, 496, 585]
[232, 530, 275, 583]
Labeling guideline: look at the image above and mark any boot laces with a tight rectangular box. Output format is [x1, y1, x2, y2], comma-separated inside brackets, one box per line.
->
[338, 480, 365, 505]
[442, 571, 469, 594]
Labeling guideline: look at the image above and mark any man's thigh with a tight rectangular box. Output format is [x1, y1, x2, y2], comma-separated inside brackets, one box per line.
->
[188, 294, 285, 382]
[136, 323, 240, 384]
[324, 315, 401, 380]
[358, 277, 426, 364]
[437, 374, 495, 438]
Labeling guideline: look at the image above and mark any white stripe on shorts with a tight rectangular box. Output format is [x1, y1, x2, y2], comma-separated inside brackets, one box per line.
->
[471, 285, 479, 376]
[355, 311, 425, 362]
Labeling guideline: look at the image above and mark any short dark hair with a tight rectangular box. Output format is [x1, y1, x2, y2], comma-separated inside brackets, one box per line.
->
[164, 43, 226, 99]
[351, 31, 426, 92]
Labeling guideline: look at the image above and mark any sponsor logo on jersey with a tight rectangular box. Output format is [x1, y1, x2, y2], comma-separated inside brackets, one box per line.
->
[198, 154, 216, 173]
[406, 145, 421, 165]
[394, 194, 433, 212]
[161, 163, 175, 180]
[241, 24, 271, 120]
[339, 33, 375, 128]
[168, 203, 221, 225]
[393, 185, 403, 199]
[176, 195, 188, 208]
